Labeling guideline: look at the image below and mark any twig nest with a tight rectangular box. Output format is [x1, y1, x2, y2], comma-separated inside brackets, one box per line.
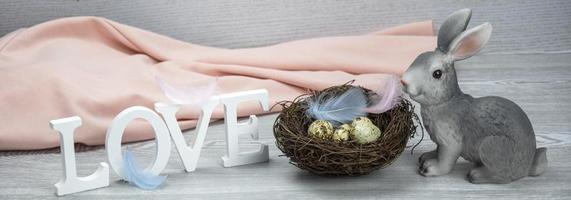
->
[351, 117, 382, 144]
[273, 84, 417, 176]
[308, 120, 334, 140]
[333, 124, 352, 142]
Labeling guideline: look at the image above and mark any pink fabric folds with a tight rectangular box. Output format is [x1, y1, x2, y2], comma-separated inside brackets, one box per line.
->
[0, 17, 435, 150]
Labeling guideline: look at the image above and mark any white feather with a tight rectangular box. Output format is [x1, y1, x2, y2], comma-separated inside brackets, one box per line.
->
[155, 76, 217, 106]
[363, 75, 402, 113]
[306, 87, 368, 125]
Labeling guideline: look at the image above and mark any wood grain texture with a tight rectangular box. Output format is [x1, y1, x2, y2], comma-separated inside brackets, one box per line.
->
[1, 0, 570, 53]
[0, 53, 570, 199]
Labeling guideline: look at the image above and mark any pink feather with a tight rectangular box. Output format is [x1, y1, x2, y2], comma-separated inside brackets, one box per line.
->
[362, 75, 402, 114]
[155, 76, 217, 106]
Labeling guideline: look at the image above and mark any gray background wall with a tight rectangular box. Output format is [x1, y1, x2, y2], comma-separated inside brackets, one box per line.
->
[1, 0, 570, 53]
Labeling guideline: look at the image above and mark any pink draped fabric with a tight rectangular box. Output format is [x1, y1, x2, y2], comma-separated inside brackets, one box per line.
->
[0, 17, 435, 150]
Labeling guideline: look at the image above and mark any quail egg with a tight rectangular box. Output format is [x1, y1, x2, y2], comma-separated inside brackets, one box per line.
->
[350, 117, 381, 144]
[333, 124, 352, 142]
[307, 120, 334, 140]
[351, 116, 372, 127]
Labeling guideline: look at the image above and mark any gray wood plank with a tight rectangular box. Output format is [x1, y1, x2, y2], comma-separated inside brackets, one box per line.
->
[1, 144, 570, 200]
[1, 0, 570, 53]
[0, 53, 570, 199]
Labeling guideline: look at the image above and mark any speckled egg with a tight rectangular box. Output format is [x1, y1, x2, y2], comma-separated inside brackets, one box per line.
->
[351, 116, 372, 127]
[333, 124, 352, 142]
[307, 120, 334, 140]
[350, 118, 381, 144]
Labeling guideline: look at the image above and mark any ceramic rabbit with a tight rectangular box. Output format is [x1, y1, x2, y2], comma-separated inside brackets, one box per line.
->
[401, 9, 547, 184]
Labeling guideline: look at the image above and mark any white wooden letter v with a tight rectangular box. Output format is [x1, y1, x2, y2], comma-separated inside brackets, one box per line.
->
[155, 97, 219, 172]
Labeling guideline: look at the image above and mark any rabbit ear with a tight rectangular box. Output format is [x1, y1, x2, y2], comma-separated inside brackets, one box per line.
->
[447, 23, 492, 61]
[437, 9, 472, 52]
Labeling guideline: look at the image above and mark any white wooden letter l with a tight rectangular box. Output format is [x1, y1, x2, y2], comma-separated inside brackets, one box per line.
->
[49, 117, 110, 196]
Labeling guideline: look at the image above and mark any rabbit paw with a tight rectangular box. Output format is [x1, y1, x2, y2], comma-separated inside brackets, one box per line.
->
[418, 150, 438, 167]
[467, 167, 511, 184]
[418, 159, 451, 177]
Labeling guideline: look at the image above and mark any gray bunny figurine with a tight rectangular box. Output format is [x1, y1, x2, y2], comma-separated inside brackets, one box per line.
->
[401, 9, 547, 184]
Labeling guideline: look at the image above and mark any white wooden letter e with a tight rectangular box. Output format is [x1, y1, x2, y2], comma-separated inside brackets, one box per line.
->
[219, 89, 270, 167]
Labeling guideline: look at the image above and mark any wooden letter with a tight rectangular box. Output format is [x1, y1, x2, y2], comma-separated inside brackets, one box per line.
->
[219, 89, 269, 167]
[105, 106, 171, 177]
[155, 97, 218, 172]
[50, 116, 109, 196]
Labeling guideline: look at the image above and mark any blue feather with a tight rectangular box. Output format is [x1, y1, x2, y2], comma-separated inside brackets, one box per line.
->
[122, 150, 167, 190]
[306, 87, 368, 126]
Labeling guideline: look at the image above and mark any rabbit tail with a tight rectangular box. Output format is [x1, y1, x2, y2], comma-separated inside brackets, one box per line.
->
[529, 147, 547, 176]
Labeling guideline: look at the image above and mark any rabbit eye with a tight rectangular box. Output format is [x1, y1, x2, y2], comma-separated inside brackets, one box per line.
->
[432, 70, 443, 79]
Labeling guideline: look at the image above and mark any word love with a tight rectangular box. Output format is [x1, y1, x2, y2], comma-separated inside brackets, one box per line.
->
[50, 89, 269, 196]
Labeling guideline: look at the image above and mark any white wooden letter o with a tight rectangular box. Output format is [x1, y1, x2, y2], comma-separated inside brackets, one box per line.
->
[105, 106, 171, 177]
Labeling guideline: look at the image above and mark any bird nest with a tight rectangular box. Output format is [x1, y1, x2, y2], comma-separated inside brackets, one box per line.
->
[272, 84, 418, 175]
